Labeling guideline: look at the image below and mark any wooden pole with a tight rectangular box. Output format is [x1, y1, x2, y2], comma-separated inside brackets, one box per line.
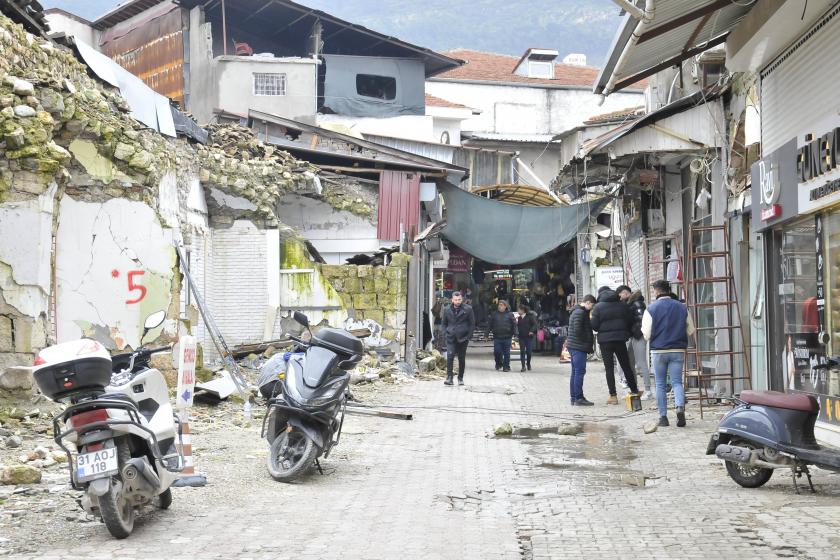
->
[221, 0, 228, 56]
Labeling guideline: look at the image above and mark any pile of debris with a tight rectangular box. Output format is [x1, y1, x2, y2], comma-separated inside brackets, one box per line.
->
[415, 349, 448, 379]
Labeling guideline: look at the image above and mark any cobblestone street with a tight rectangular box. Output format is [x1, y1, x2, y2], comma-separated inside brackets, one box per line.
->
[6, 348, 840, 559]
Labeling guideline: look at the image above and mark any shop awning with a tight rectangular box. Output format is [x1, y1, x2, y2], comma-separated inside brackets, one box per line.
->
[439, 183, 608, 265]
[594, 0, 754, 96]
[471, 184, 564, 207]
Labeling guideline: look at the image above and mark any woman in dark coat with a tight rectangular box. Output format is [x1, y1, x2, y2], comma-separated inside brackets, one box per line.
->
[516, 304, 538, 371]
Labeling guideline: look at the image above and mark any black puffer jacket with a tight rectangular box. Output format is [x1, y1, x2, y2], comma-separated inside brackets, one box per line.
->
[566, 305, 594, 353]
[627, 290, 646, 339]
[590, 288, 633, 343]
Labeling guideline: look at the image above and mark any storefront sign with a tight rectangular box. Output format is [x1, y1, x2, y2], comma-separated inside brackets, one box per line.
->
[594, 266, 624, 290]
[751, 139, 799, 232]
[447, 246, 470, 272]
[797, 118, 840, 213]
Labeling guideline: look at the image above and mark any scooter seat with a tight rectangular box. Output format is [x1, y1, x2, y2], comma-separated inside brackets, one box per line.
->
[741, 390, 819, 413]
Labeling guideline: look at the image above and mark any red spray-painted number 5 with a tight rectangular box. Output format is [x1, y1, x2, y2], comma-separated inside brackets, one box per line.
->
[126, 270, 147, 304]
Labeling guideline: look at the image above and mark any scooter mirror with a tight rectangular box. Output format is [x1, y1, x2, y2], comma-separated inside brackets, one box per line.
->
[144, 310, 166, 330]
[293, 311, 310, 328]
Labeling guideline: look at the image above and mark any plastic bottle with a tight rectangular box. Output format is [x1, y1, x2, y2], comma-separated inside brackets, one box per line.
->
[243, 399, 252, 421]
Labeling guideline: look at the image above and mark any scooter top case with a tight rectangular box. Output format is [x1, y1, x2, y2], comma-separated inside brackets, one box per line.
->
[33, 339, 112, 401]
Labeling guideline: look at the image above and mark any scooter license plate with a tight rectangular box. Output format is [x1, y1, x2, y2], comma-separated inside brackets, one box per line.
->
[76, 447, 118, 482]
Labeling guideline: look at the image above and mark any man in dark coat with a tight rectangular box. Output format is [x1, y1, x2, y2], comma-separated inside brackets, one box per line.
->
[590, 286, 639, 403]
[488, 300, 516, 371]
[566, 294, 596, 406]
[440, 291, 475, 386]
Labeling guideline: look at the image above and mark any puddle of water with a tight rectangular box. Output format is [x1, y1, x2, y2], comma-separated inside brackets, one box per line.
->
[500, 421, 655, 488]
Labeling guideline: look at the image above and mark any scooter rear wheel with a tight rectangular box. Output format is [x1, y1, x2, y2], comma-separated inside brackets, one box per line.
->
[724, 438, 774, 488]
[267, 429, 318, 482]
[98, 440, 135, 539]
[156, 488, 173, 510]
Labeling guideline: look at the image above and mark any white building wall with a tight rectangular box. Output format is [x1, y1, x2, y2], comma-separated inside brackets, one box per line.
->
[425, 81, 644, 135]
[316, 114, 435, 143]
[216, 57, 318, 121]
[44, 11, 97, 47]
[276, 195, 379, 264]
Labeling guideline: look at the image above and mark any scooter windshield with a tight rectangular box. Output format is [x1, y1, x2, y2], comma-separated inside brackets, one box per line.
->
[303, 346, 339, 388]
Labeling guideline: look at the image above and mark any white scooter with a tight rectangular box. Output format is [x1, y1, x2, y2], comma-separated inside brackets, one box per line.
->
[32, 311, 184, 538]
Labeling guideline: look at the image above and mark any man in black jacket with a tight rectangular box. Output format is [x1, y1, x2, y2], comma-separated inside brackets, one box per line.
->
[566, 294, 596, 406]
[440, 292, 475, 386]
[590, 286, 639, 404]
[488, 300, 516, 371]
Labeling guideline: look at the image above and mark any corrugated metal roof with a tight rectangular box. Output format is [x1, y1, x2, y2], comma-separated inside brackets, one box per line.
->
[174, 0, 462, 77]
[92, 0, 167, 30]
[462, 132, 559, 143]
[594, 0, 755, 95]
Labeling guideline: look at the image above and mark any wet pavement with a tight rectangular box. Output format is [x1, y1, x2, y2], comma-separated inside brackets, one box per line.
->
[5, 347, 840, 559]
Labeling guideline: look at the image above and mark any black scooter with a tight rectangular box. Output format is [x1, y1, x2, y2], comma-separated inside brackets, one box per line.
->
[707, 358, 840, 492]
[261, 312, 362, 482]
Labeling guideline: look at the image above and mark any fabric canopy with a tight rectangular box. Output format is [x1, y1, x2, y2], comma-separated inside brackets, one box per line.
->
[440, 183, 608, 265]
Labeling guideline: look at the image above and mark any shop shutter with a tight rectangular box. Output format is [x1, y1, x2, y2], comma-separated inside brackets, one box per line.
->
[377, 170, 421, 241]
[624, 236, 647, 293]
[760, 5, 840, 154]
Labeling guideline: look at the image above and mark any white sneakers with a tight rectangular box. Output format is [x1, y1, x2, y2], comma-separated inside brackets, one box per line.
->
[640, 391, 652, 401]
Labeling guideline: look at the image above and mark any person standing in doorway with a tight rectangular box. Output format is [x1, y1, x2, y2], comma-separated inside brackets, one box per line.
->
[489, 300, 516, 371]
[591, 286, 640, 404]
[516, 304, 538, 371]
[642, 279, 695, 426]
[617, 285, 652, 400]
[441, 291, 475, 386]
[566, 294, 596, 406]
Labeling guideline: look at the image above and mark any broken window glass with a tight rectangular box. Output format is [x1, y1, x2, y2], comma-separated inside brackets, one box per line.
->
[355, 74, 396, 100]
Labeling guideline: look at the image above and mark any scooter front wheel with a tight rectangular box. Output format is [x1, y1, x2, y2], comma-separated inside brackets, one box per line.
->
[724, 438, 774, 488]
[267, 429, 318, 482]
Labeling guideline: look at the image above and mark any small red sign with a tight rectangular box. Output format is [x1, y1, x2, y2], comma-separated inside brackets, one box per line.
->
[761, 204, 782, 221]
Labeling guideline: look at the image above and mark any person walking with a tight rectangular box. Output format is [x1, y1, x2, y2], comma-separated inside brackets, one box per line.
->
[566, 294, 596, 406]
[441, 291, 475, 386]
[488, 300, 516, 371]
[616, 285, 652, 400]
[642, 279, 695, 426]
[590, 286, 640, 404]
[516, 304, 538, 372]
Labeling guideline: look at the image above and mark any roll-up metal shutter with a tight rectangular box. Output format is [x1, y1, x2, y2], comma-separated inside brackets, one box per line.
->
[624, 236, 647, 293]
[760, 4, 840, 154]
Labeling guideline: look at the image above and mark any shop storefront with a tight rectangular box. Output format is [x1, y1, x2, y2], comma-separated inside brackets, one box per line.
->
[754, 5, 840, 442]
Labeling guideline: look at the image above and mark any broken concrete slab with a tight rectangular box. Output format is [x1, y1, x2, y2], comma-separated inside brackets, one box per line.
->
[195, 370, 239, 401]
[0, 366, 33, 390]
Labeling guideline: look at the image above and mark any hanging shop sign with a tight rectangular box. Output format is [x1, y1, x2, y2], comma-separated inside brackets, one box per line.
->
[751, 139, 798, 232]
[594, 266, 625, 290]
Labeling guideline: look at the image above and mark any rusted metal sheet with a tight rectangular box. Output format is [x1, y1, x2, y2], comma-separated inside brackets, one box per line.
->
[377, 171, 421, 241]
[100, 5, 185, 104]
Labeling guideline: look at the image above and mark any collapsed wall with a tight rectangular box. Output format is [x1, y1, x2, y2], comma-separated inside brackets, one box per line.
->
[0, 14, 318, 374]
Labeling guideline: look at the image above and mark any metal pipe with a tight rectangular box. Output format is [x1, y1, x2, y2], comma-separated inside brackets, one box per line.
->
[598, 0, 655, 103]
[221, 0, 227, 56]
[610, 0, 645, 20]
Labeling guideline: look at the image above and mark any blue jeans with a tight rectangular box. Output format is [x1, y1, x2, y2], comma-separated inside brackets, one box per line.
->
[518, 335, 534, 366]
[569, 349, 587, 402]
[493, 337, 512, 369]
[652, 352, 685, 417]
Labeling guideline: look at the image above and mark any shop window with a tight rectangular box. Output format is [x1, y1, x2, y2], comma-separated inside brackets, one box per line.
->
[770, 220, 820, 393]
[253, 73, 286, 96]
[824, 213, 840, 397]
[356, 74, 396, 100]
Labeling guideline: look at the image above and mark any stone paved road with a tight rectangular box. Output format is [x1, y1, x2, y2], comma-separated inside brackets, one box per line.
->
[5, 347, 840, 559]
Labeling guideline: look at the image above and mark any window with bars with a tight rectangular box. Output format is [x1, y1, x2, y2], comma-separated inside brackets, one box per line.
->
[253, 73, 286, 96]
